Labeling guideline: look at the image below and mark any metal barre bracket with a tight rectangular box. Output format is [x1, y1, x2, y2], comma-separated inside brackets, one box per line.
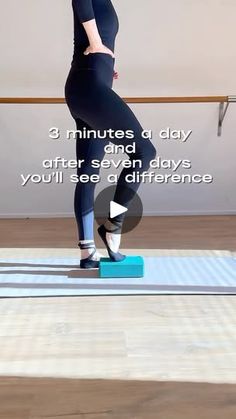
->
[228, 95, 236, 102]
[218, 102, 229, 137]
[217, 96, 236, 137]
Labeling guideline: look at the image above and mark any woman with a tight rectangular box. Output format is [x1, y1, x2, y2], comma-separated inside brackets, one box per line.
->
[65, 0, 156, 269]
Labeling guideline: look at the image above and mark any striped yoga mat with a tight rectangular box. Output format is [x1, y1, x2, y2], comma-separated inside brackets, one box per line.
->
[0, 249, 235, 297]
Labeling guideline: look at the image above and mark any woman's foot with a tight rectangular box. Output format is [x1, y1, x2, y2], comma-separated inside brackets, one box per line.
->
[104, 219, 121, 253]
[78, 240, 104, 269]
[80, 248, 104, 261]
[98, 220, 126, 262]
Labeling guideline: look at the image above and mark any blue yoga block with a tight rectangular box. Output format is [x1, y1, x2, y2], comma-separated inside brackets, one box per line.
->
[99, 256, 144, 278]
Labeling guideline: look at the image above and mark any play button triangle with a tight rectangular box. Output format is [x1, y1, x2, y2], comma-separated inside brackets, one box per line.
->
[110, 201, 128, 219]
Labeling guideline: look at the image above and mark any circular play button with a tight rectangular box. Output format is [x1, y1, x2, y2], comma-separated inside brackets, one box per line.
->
[94, 185, 143, 234]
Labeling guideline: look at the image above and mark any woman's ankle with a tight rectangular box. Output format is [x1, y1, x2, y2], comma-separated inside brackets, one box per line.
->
[79, 240, 95, 260]
[103, 219, 123, 253]
[106, 232, 121, 253]
[104, 218, 122, 233]
[81, 248, 93, 259]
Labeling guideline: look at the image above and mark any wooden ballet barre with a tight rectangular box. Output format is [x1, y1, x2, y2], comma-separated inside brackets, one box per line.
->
[1, 95, 235, 135]
[0, 96, 231, 104]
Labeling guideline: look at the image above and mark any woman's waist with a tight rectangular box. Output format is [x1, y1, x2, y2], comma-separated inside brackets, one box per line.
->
[69, 51, 115, 87]
[71, 51, 115, 72]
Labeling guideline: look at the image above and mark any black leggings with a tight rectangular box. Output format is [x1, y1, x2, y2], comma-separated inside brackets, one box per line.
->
[65, 53, 156, 241]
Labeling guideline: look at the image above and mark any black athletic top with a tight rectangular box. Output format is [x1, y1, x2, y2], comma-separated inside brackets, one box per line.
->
[72, 0, 119, 61]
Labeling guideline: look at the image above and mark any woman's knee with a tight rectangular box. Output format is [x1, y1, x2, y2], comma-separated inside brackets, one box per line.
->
[146, 142, 157, 161]
[135, 141, 156, 167]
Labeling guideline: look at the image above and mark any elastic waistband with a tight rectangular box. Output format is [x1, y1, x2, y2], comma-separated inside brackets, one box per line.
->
[72, 52, 115, 70]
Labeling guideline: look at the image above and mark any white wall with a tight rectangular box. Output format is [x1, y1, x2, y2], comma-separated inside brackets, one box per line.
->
[1, 0, 236, 96]
[0, 0, 236, 217]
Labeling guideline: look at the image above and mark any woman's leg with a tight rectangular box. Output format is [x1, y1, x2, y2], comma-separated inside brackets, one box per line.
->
[66, 70, 156, 256]
[72, 82, 156, 255]
[74, 117, 106, 243]
[73, 80, 155, 197]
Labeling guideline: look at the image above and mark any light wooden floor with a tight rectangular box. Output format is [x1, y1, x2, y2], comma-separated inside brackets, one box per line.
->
[0, 296, 236, 418]
[0, 216, 236, 418]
